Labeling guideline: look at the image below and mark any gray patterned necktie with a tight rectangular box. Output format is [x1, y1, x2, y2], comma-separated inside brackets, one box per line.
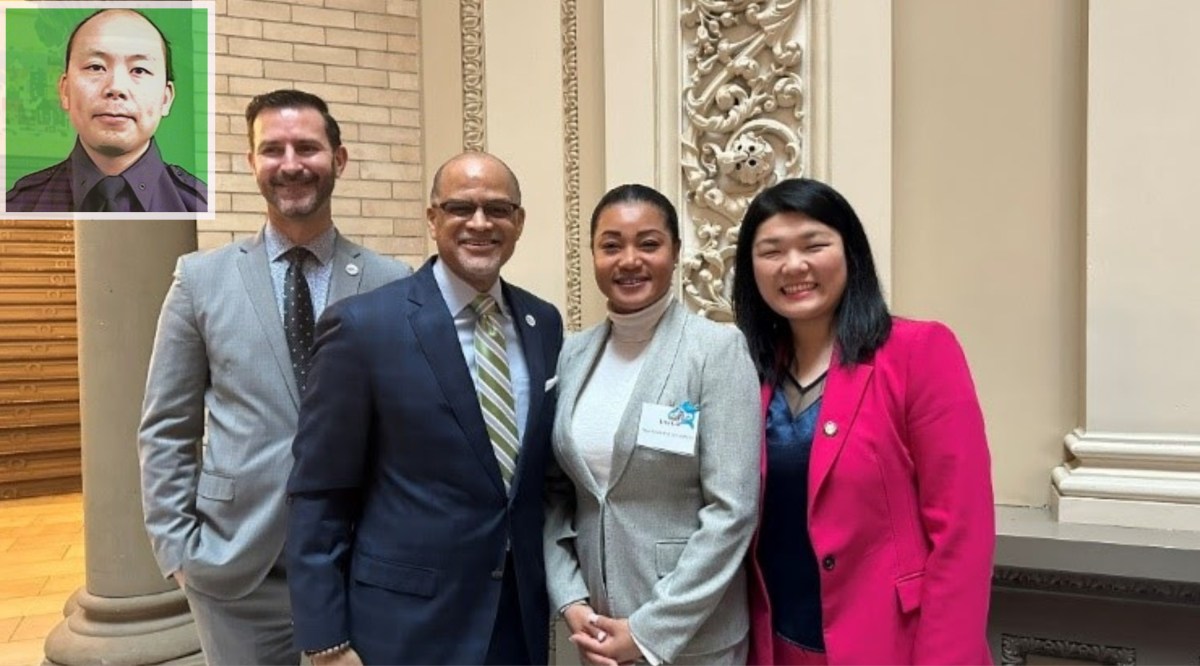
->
[284, 247, 316, 394]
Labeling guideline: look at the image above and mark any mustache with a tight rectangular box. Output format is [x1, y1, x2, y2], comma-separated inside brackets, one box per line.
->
[270, 173, 318, 186]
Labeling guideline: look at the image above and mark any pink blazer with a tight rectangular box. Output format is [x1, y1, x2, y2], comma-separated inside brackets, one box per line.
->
[747, 319, 994, 665]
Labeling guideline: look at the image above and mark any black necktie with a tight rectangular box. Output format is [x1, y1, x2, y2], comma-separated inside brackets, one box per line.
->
[83, 176, 130, 212]
[283, 247, 316, 394]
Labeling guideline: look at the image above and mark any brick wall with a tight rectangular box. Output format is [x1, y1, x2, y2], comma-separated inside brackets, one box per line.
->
[205, 0, 426, 267]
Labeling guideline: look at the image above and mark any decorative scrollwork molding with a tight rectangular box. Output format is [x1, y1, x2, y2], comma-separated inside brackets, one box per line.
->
[461, 0, 486, 151]
[561, 0, 582, 332]
[999, 633, 1136, 666]
[993, 565, 1200, 606]
[680, 0, 808, 320]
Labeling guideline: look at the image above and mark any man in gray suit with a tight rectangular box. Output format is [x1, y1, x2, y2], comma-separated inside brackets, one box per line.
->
[137, 89, 411, 665]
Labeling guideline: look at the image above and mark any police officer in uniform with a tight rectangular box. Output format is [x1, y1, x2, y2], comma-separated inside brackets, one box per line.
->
[6, 9, 206, 213]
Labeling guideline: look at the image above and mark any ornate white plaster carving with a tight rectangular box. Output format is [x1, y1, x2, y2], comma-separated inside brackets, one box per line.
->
[993, 566, 1200, 606]
[680, 0, 809, 320]
[562, 0, 582, 332]
[461, 0, 486, 151]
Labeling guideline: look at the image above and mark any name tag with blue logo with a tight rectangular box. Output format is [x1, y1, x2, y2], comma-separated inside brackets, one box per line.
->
[636, 401, 700, 456]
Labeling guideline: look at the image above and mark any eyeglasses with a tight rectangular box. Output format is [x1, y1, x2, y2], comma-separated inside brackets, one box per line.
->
[434, 199, 522, 221]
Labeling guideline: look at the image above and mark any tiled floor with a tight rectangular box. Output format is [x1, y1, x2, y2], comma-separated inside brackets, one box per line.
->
[0, 493, 84, 666]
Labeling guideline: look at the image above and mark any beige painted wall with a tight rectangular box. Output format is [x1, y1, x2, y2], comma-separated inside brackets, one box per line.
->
[576, 0, 609, 328]
[1086, 0, 1200, 435]
[892, 0, 1087, 506]
[828, 0, 892, 298]
[418, 0, 464, 267]
[484, 0, 567, 310]
[420, 0, 606, 324]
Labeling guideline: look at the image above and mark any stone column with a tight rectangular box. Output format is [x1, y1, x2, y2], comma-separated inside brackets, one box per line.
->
[45, 220, 201, 665]
[1051, 0, 1200, 531]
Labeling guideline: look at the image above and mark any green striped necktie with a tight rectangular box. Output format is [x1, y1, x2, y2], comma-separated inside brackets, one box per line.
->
[470, 294, 520, 489]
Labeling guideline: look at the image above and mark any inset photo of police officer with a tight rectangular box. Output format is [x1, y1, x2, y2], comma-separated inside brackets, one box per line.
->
[4, 2, 213, 217]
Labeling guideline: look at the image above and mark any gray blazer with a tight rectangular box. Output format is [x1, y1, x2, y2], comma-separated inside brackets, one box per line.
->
[545, 299, 762, 663]
[138, 229, 411, 601]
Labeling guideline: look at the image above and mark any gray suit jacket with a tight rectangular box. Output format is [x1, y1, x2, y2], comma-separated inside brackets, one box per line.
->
[138, 228, 411, 600]
[545, 299, 762, 662]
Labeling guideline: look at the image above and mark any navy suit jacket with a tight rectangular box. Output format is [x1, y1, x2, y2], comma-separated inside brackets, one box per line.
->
[287, 257, 562, 664]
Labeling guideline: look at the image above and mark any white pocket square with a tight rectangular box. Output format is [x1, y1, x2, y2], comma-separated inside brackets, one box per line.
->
[544, 376, 559, 391]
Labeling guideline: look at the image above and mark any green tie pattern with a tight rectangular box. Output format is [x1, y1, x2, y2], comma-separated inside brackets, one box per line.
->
[471, 294, 519, 488]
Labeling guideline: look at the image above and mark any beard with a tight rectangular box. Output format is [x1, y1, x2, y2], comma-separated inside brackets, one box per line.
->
[262, 172, 336, 220]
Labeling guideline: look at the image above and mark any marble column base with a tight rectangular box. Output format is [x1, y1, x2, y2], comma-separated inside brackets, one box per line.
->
[1052, 488, 1200, 531]
[43, 586, 202, 666]
[1051, 428, 1200, 531]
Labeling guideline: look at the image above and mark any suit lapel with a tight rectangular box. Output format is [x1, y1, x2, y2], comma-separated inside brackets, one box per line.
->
[235, 232, 300, 409]
[809, 351, 874, 504]
[327, 233, 363, 302]
[607, 300, 687, 491]
[407, 264, 507, 498]
[554, 324, 610, 499]
[503, 283, 547, 498]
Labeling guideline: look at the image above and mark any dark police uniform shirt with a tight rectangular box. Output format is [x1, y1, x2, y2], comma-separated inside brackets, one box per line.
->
[6, 138, 207, 213]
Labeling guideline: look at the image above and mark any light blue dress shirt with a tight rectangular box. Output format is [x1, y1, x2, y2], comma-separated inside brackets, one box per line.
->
[433, 258, 530, 442]
[264, 223, 336, 320]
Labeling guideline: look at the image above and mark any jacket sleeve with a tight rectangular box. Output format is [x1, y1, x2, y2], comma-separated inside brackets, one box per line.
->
[137, 256, 206, 579]
[286, 301, 371, 652]
[905, 322, 995, 664]
[543, 349, 591, 613]
[543, 457, 591, 612]
[627, 328, 763, 662]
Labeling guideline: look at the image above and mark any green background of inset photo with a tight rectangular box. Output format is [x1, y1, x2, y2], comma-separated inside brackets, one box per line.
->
[5, 6, 210, 190]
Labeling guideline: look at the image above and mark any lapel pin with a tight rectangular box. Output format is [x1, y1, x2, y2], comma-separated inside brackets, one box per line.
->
[525, 314, 536, 326]
[823, 421, 838, 437]
[345, 263, 359, 276]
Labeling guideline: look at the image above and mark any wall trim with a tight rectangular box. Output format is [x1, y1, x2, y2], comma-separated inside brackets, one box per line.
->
[1062, 428, 1200, 469]
[993, 565, 1200, 607]
[460, 0, 486, 151]
[561, 0, 582, 332]
[1052, 428, 1200, 529]
[999, 633, 1135, 666]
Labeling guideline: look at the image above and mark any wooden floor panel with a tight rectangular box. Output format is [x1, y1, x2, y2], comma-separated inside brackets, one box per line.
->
[0, 493, 82, 666]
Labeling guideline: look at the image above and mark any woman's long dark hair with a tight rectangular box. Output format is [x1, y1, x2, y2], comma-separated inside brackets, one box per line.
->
[732, 178, 891, 385]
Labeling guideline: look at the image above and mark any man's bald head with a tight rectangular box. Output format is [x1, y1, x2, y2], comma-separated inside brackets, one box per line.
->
[430, 151, 522, 204]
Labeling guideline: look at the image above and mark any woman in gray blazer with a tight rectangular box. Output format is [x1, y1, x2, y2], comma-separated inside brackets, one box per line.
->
[545, 184, 762, 665]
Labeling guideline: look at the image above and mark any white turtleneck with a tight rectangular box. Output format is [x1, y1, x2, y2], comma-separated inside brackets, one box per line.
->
[571, 292, 673, 491]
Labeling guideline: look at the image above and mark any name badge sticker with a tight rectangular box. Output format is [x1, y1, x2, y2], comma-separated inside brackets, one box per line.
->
[636, 401, 700, 456]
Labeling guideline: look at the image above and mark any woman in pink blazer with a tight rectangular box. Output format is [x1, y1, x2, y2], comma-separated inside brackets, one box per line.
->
[731, 178, 994, 665]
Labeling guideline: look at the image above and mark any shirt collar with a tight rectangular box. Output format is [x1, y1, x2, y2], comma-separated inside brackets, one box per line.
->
[69, 137, 165, 212]
[264, 222, 337, 266]
[432, 257, 507, 318]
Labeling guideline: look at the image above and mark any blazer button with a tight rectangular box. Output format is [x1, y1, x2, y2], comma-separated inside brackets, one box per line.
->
[491, 568, 504, 580]
[822, 421, 838, 437]
[822, 555, 836, 571]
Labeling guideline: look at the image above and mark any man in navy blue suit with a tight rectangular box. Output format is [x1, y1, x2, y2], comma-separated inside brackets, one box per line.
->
[287, 151, 563, 665]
